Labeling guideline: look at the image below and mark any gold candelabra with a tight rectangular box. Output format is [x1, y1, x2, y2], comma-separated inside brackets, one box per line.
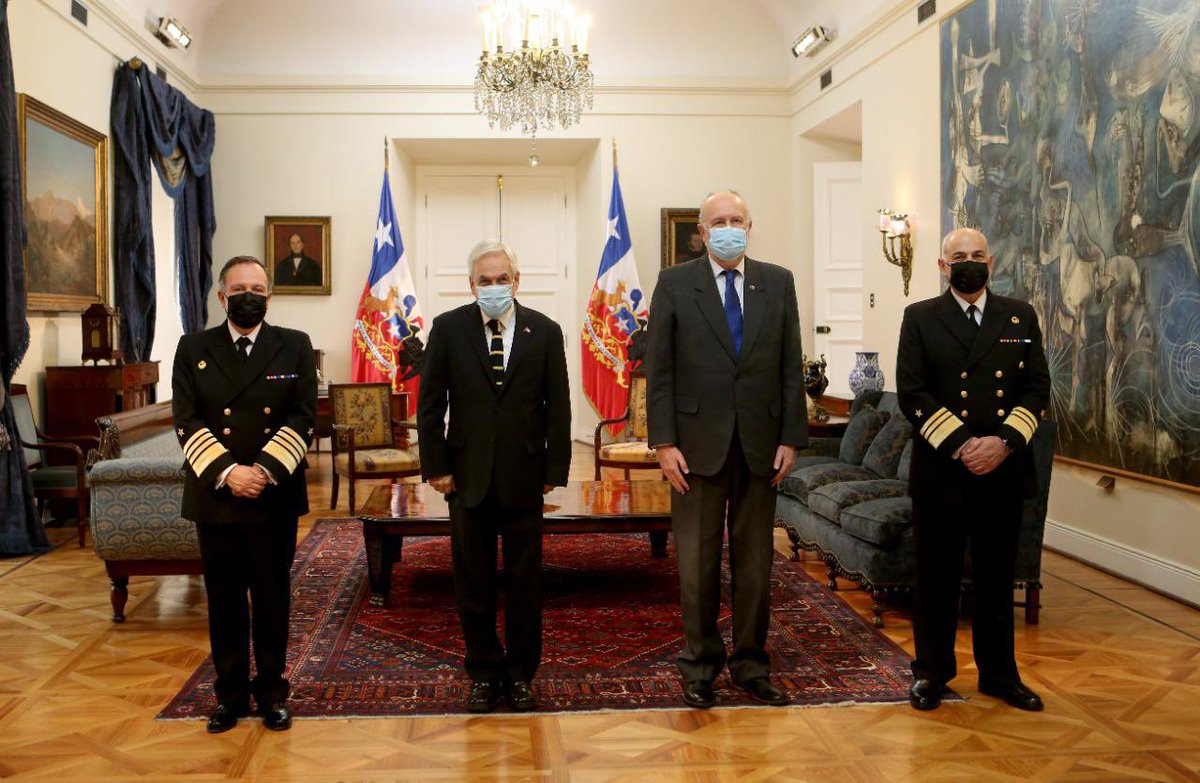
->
[877, 208, 913, 296]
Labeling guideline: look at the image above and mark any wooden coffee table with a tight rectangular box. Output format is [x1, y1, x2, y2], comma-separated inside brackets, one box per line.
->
[358, 480, 673, 606]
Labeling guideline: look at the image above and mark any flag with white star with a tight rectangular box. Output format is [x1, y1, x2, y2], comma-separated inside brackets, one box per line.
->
[351, 169, 425, 399]
[581, 162, 649, 433]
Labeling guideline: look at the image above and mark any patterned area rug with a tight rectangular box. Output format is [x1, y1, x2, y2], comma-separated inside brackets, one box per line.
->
[160, 519, 919, 718]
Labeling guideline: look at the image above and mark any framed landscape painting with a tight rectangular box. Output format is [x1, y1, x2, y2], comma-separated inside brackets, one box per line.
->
[19, 94, 108, 312]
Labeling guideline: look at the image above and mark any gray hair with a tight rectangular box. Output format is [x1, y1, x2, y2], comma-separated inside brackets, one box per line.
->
[699, 190, 752, 224]
[467, 240, 520, 278]
[218, 255, 272, 292]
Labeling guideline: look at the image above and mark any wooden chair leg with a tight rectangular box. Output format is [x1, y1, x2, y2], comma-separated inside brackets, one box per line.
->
[77, 492, 88, 547]
[624, 468, 631, 480]
[1024, 584, 1041, 624]
[330, 472, 340, 510]
[111, 575, 129, 623]
[348, 478, 356, 516]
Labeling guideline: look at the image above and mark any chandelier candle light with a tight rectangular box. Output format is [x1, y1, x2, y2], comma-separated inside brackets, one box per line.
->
[475, 1, 594, 136]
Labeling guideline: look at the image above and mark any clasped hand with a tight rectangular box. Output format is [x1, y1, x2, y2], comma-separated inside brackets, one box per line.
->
[227, 465, 268, 498]
[959, 435, 1009, 475]
[656, 444, 795, 495]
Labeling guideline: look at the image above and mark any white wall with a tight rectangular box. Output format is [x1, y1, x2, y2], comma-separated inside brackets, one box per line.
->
[789, 1, 1200, 604]
[10, 0, 186, 423]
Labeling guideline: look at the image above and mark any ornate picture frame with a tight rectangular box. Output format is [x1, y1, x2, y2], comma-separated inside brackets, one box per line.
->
[660, 208, 702, 268]
[265, 215, 332, 295]
[19, 94, 108, 312]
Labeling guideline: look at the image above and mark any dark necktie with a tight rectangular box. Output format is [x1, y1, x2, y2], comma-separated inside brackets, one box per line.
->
[723, 269, 743, 358]
[236, 335, 252, 362]
[487, 319, 504, 389]
[966, 304, 980, 329]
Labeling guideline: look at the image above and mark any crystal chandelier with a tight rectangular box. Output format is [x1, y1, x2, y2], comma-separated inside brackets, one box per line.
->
[474, 1, 594, 137]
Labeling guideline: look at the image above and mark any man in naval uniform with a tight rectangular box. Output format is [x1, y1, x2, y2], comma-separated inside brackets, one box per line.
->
[896, 227, 1050, 712]
[172, 255, 317, 733]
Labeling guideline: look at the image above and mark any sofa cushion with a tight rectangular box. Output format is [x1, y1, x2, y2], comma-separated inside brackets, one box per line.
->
[840, 497, 914, 547]
[897, 440, 913, 483]
[838, 407, 886, 465]
[807, 479, 908, 526]
[777, 462, 877, 503]
[862, 413, 913, 478]
[792, 454, 841, 471]
[123, 430, 185, 460]
[31, 465, 80, 490]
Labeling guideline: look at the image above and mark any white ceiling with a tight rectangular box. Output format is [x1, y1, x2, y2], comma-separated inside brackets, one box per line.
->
[105, 0, 894, 84]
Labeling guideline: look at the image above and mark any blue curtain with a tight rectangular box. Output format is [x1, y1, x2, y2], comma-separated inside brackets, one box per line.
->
[0, 0, 49, 556]
[111, 63, 216, 361]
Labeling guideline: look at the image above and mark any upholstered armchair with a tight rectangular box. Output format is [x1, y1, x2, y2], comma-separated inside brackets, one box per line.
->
[11, 384, 89, 547]
[329, 382, 420, 514]
[592, 369, 662, 480]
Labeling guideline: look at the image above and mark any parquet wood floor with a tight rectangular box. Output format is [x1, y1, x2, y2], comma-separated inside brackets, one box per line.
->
[1, 444, 1198, 782]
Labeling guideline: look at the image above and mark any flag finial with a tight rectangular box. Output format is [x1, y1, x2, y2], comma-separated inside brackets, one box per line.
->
[383, 136, 389, 170]
[612, 137, 618, 171]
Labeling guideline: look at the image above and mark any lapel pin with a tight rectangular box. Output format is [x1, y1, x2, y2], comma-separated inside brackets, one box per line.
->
[197, 360, 207, 369]
[523, 326, 531, 333]
[1011, 316, 1020, 324]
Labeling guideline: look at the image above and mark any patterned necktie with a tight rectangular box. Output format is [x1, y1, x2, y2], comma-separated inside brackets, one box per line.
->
[236, 335, 252, 362]
[487, 319, 504, 389]
[966, 304, 980, 329]
[723, 269, 743, 358]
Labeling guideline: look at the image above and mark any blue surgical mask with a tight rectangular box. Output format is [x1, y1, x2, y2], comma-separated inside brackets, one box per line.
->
[476, 284, 514, 320]
[707, 226, 747, 262]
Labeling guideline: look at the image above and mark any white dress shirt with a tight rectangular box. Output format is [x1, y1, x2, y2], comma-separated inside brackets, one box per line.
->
[950, 288, 987, 325]
[480, 301, 516, 370]
[709, 256, 745, 314]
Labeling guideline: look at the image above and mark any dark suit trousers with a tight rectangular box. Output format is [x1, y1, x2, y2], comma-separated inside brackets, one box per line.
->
[449, 493, 543, 684]
[911, 490, 1022, 687]
[671, 431, 776, 684]
[195, 517, 298, 706]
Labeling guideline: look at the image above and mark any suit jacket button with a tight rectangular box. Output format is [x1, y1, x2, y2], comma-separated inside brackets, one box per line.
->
[264, 428, 271, 434]
[263, 407, 271, 415]
[996, 389, 1004, 397]
[961, 410, 968, 417]
[223, 427, 232, 435]
[997, 409, 1006, 417]
[224, 408, 232, 416]
[995, 370, 1003, 378]
[960, 390, 968, 398]
[960, 371, 968, 379]
[1019, 361, 1025, 369]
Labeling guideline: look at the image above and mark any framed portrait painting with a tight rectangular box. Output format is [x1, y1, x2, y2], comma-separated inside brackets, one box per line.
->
[19, 94, 108, 312]
[660, 208, 703, 268]
[265, 216, 331, 295]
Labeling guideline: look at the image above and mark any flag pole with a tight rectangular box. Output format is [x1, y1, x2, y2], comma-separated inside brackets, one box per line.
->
[612, 136, 618, 172]
[383, 136, 389, 170]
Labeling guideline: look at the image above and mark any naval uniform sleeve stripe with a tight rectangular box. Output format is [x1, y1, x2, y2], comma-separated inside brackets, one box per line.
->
[276, 427, 307, 456]
[271, 433, 305, 464]
[184, 432, 218, 462]
[184, 428, 214, 454]
[1013, 406, 1039, 428]
[919, 408, 952, 440]
[1004, 408, 1038, 442]
[926, 415, 965, 449]
[262, 440, 301, 474]
[190, 442, 229, 477]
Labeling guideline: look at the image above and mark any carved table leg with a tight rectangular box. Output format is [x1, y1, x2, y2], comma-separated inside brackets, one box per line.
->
[365, 532, 402, 606]
[649, 531, 668, 558]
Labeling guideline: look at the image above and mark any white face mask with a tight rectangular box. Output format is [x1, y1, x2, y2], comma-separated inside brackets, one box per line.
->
[707, 226, 747, 261]
[476, 284, 513, 319]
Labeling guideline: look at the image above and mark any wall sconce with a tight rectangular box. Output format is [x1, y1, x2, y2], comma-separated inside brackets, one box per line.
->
[791, 25, 833, 57]
[877, 208, 913, 296]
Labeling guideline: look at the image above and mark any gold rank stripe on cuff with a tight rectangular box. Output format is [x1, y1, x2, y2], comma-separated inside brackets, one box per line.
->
[1004, 406, 1039, 443]
[183, 428, 229, 477]
[262, 426, 306, 475]
[919, 407, 965, 450]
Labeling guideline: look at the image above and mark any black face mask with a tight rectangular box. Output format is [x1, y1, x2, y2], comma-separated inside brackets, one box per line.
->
[949, 260, 989, 295]
[225, 292, 268, 330]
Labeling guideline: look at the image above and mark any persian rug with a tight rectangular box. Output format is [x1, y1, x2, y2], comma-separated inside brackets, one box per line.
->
[160, 520, 920, 718]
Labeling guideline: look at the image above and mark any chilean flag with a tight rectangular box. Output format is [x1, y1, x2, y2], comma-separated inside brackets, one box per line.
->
[581, 166, 648, 433]
[351, 170, 424, 401]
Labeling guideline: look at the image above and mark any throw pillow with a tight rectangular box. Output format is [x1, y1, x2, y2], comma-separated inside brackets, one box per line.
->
[897, 439, 914, 483]
[837, 406, 886, 466]
[862, 412, 914, 478]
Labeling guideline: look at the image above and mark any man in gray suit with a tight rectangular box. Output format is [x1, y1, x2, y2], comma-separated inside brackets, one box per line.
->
[647, 190, 807, 709]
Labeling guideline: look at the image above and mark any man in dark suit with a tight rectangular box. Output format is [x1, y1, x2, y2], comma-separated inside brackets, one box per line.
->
[417, 240, 571, 714]
[896, 227, 1050, 712]
[647, 190, 807, 709]
[273, 233, 322, 287]
[172, 255, 316, 733]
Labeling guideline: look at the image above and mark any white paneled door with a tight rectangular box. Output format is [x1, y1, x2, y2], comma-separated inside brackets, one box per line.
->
[812, 162, 864, 396]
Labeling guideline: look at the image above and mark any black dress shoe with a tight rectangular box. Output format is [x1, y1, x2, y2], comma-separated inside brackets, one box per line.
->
[506, 680, 537, 712]
[737, 677, 790, 706]
[467, 681, 503, 714]
[682, 680, 715, 709]
[909, 679, 944, 711]
[979, 680, 1044, 712]
[259, 702, 293, 731]
[206, 702, 250, 734]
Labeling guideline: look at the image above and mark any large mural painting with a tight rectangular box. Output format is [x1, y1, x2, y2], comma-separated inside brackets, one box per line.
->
[941, 0, 1200, 489]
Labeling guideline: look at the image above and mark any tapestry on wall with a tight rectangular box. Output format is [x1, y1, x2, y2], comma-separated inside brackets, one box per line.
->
[941, 0, 1200, 489]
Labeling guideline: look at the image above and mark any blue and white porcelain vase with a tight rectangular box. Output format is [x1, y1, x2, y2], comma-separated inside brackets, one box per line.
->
[848, 351, 885, 397]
